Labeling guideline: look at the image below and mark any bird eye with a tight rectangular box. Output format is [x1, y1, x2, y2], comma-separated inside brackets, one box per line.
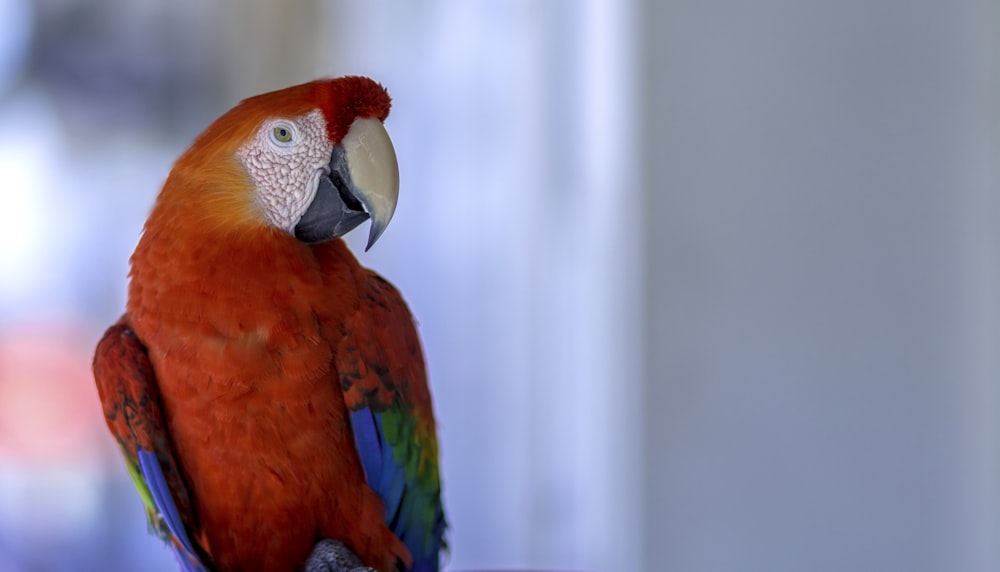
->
[272, 125, 293, 143]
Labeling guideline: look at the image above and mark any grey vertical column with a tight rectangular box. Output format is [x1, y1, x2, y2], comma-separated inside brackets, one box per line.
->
[641, 0, 996, 571]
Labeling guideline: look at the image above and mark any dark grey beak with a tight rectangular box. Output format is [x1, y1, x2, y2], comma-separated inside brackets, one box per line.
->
[294, 147, 370, 244]
[293, 118, 399, 250]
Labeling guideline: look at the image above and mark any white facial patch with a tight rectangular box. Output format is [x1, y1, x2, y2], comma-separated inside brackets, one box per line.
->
[236, 109, 334, 232]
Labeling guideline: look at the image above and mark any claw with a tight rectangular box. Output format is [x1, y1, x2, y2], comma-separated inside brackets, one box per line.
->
[304, 539, 375, 572]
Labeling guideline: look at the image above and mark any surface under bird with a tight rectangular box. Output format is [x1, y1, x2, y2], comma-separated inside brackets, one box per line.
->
[93, 76, 446, 572]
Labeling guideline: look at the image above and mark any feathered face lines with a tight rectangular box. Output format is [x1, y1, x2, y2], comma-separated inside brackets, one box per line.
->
[237, 110, 333, 233]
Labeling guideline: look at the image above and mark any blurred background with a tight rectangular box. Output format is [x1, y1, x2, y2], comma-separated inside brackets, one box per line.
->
[0, 0, 995, 571]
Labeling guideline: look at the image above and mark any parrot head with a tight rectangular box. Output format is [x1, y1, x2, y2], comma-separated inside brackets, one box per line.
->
[161, 76, 398, 250]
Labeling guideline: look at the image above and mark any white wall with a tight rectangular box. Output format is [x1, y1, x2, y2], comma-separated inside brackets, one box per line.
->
[641, 0, 997, 570]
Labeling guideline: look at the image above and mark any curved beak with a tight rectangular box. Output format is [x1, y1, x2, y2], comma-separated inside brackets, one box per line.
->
[294, 118, 399, 250]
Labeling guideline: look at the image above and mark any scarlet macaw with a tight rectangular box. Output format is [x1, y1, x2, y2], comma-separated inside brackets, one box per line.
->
[93, 77, 446, 572]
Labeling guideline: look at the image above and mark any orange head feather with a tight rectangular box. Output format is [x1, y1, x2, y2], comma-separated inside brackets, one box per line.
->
[144, 77, 392, 239]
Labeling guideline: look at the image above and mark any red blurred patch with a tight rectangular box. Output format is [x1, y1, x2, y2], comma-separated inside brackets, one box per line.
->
[0, 320, 105, 463]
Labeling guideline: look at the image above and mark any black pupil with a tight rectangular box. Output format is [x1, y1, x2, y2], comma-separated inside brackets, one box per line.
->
[279, 129, 288, 138]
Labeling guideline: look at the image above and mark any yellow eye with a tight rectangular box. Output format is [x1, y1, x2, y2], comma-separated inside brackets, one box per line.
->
[272, 126, 293, 143]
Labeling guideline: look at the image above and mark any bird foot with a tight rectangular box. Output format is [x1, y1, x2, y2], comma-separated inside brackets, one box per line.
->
[304, 539, 375, 572]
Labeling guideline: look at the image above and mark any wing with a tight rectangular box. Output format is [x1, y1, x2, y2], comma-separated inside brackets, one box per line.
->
[93, 320, 210, 572]
[335, 274, 447, 572]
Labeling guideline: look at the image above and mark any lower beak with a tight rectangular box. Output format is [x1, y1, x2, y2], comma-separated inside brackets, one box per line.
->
[294, 118, 399, 250]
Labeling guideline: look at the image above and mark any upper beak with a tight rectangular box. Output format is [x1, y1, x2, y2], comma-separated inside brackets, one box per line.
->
[294, 118, 399, 250]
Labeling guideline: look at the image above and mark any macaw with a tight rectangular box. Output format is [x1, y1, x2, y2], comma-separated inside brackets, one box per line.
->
[92, 77, 446, 572]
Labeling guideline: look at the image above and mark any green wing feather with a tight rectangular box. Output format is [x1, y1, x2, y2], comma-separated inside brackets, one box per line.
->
[336, 274, 447, 571]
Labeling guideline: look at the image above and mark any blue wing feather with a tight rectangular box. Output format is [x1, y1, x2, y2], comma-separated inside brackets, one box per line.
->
[138, 450, 208, 572]
[349, 408, 383, 489]
[94, 323, 210, 571]
[377, 429, 406, 523]
[350, 406, 442, 570]
[350, 408, 405, 523]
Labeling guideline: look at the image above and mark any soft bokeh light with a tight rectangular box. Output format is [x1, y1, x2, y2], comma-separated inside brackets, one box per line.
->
[0, 1, 639, 570]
